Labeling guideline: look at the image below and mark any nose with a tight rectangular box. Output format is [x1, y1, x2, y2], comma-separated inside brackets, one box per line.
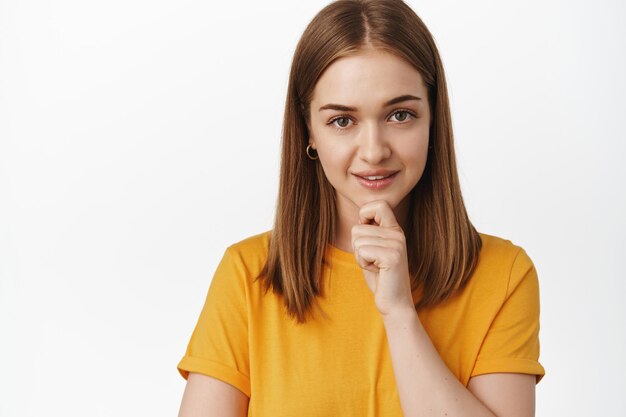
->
[357, 121, 391, 165]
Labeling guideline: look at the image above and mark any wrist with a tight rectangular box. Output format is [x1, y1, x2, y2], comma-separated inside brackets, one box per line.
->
[381, 304, 418, 326]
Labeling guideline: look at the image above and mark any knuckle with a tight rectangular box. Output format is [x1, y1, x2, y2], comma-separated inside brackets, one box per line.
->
[389, 251, 402, 264]
[392, 230, 406, 243]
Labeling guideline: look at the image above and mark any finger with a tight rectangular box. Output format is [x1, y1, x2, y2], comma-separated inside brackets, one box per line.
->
[351, 235, 386, 252]
[354, 245, 382, 272]
[351, 224, 391, 242]
[358, 200, 400, 229]
[351, 225, 407, 255]
[352, 234, 402, 253]
[355, 245, 398, 271]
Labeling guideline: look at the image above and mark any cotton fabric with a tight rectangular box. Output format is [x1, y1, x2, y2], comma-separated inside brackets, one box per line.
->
[177, 230, 545, 416]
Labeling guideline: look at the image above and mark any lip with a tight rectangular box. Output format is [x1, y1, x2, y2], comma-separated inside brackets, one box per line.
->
[353, 171, 399, 190]
[353, 169, 399, 177]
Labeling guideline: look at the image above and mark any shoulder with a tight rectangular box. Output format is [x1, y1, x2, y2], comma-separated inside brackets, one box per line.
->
[222, 229, 272, 276]
[473, 232, 537, 297]
[226, 229, 271, 255]
[477, 232, 534, 272]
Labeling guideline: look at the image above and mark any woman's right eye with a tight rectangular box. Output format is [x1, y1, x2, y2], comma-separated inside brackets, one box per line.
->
[328, 116, 353, 130]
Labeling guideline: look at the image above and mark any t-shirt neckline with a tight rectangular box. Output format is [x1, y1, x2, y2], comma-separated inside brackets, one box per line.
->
[325, 243, 358, 265]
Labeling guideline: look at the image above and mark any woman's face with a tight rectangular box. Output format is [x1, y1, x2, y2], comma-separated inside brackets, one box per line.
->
[307, 47, 431, 225]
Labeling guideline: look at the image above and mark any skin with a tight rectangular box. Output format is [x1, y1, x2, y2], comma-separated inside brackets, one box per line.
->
[178, 373, 249, 417]
[306, 46, 537, 417]
[307, 46, 430, 254]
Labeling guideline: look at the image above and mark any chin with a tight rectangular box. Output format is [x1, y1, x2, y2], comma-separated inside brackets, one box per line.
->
[359, 195, 401, 209]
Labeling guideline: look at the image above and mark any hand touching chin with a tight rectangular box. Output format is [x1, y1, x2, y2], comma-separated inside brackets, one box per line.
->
[351, 200, 415, 317]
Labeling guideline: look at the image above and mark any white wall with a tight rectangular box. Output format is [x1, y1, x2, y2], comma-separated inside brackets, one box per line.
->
[1, 0, 624, 415]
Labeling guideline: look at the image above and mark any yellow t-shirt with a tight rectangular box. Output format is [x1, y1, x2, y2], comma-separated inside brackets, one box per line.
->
[177, 230, 545, 416]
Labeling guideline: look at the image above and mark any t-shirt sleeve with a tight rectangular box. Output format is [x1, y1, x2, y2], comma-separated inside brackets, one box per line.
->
[471, 247, 546, 384]
[176, 247, 251, 397]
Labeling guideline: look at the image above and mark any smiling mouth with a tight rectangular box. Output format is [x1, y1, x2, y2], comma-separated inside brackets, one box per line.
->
[355, 173, 396, 180]
[352, 169, 399, 179]
[353, 171, 399, 189]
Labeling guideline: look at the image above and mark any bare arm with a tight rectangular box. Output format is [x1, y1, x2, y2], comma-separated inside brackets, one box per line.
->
[349, 202, 541, 416]
[468, 373, 536, 417]
[383, 308, 536, 417]
[177, 372, 249, 417]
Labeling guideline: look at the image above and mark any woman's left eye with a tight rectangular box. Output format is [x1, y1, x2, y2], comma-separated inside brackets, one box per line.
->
[389, 110, 416, 122]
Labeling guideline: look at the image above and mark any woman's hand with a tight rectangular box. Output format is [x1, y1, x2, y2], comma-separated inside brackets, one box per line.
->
[351, 200, 415, 317]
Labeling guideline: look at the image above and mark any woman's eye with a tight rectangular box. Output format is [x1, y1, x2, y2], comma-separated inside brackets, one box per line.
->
[335, 117, 350, 127]
[390, 110, 415, 122]
[330, 117, 352, 129]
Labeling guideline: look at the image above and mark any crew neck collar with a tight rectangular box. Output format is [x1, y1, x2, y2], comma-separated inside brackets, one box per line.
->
[324, 243, 358, 265]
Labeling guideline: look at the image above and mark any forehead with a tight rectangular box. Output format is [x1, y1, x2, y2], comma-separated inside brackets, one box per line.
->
[312, 49, 427, 104]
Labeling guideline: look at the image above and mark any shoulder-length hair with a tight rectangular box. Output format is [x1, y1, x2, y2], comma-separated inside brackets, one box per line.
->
[257, 0, 482, 324]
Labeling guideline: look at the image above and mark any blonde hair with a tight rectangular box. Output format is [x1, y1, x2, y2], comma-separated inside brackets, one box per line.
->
[257, 0, 482, 324]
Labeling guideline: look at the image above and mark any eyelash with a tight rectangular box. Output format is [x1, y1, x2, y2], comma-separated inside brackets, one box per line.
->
[327, 109, 417, 132]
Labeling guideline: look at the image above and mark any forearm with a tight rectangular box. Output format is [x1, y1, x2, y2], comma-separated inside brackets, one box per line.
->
[382, 308, 496, 417]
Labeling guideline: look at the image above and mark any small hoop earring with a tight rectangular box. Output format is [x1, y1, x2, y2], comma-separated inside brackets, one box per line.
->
[306, 144, 319, 160]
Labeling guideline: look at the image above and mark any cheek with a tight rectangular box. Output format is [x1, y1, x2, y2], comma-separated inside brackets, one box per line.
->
[315, 142, 355, 188]
[402, 135, 428, 181]
[400, 129, 430, 172]
[317, 146, 351, 177]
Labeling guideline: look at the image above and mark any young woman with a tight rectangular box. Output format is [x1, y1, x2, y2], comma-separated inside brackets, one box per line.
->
[176, 1, 545, 416]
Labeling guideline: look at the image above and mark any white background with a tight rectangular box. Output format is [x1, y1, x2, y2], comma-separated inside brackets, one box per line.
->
[1, 0, 625, 415]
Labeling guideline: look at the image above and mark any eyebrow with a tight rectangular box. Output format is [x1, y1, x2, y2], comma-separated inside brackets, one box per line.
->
[318, 94, 422, 112]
